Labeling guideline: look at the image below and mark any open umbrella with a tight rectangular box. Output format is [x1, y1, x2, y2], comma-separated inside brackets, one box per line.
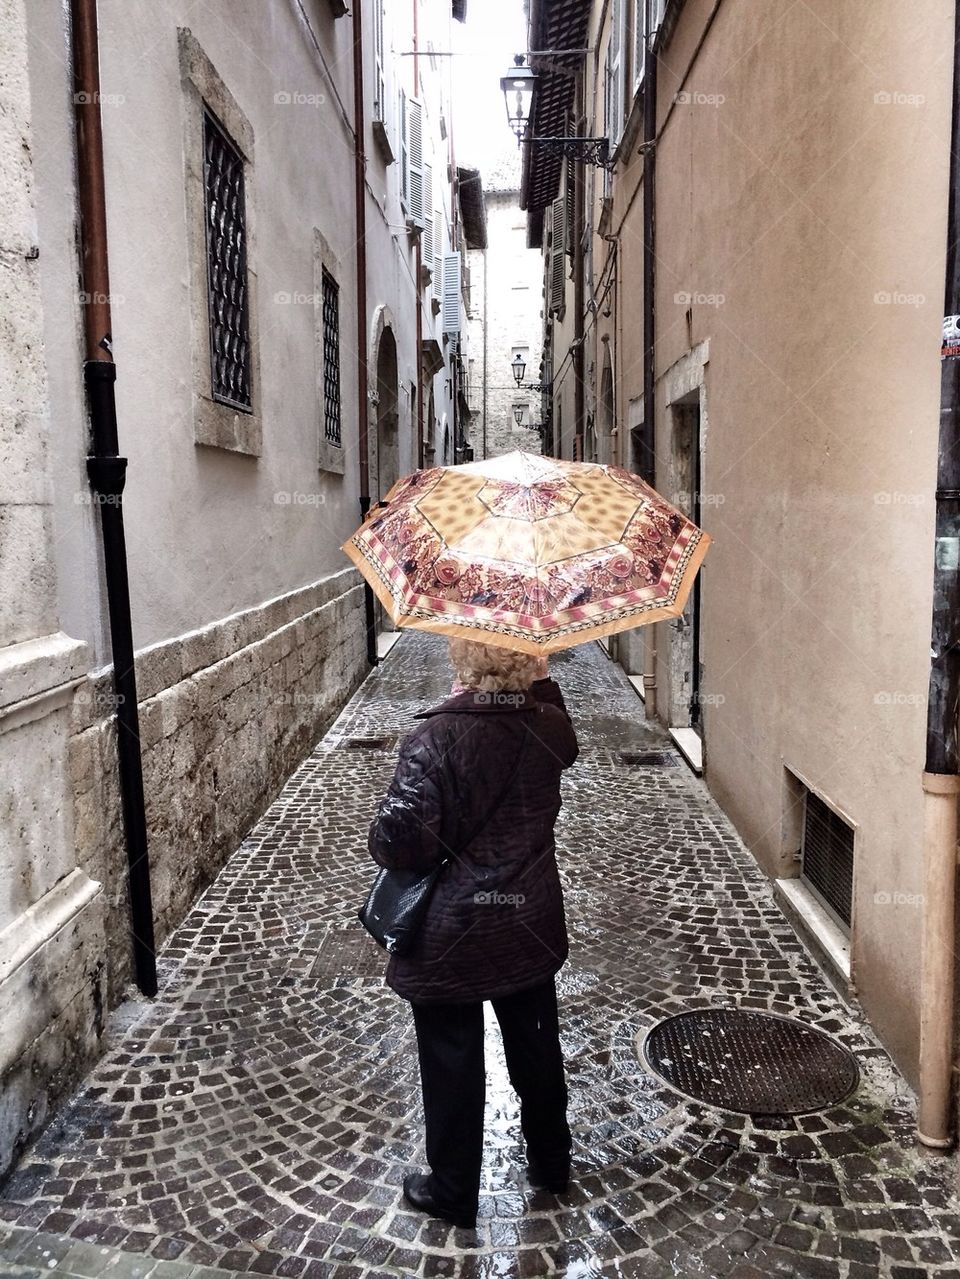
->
[342, 451, 711, 654]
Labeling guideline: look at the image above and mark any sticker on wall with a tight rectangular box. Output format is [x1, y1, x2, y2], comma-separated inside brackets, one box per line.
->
[942, 315, 960, 359]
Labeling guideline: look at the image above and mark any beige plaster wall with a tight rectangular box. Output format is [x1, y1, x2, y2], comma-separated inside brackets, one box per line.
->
[609, 0, 952, 1081]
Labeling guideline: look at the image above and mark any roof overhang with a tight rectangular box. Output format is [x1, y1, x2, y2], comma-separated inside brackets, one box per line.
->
[453, 0, 467, 23]
[520, 0, 591, 216]
[457, 167, 488, 249]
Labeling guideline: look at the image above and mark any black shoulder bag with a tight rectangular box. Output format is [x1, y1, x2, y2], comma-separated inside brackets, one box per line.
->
[358, 729, 528, 956]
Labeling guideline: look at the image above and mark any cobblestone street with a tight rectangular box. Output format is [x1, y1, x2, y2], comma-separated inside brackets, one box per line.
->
[2, 635, 960, 1279]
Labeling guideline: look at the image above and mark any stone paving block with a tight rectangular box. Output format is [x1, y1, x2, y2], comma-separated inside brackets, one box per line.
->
[1, 634, 959, 1277]
[58, 1242, 117, 1278]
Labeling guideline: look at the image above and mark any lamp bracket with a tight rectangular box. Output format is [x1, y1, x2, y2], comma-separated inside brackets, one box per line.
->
[523, 135, 614, 170]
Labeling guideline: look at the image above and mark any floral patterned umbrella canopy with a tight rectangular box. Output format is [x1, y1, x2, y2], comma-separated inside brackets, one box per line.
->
[343, 451, 711, 654]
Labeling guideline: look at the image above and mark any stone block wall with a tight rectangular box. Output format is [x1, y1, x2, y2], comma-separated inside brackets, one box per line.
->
[69, 567, 366, 1002]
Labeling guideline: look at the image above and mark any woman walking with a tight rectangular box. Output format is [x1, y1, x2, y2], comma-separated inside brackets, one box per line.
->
[367, 637, 579, 1229]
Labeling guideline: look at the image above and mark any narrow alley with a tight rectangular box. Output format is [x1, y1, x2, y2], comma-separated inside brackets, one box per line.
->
[1, 635, 957, 1279]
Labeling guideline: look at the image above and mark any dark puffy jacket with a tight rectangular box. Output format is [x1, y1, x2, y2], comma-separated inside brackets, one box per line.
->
[367, 678, 579, 1003]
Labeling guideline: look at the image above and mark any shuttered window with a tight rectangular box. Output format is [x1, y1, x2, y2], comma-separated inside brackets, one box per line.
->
[399, 87, 408, 208]
[423, 209, 433, 284]
[373, 0, 386, 122]
[433, 208, 443, 300]
[442, 252, 461, 334]
[549, 195, 566, 315]
[422, 162, 433, 262]
[406, 97, 425, 228]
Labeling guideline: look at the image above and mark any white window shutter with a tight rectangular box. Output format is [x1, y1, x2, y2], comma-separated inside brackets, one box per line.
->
[442, 251, 461, 333]
[424, 211, 433, 273]
[422, 163, 433, 254]
[406, 98, 425, 228]
[399, 87, 408, 207]
[433, 208, 443, 299]
[550, 196, 565, 313]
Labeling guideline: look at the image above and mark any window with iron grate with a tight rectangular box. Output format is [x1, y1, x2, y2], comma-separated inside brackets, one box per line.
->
[202, 107, 251, 412]
[321, 267, 342, 446]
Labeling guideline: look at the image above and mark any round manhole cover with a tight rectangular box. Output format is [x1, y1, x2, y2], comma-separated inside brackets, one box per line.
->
[640, 1009, 859, 1116]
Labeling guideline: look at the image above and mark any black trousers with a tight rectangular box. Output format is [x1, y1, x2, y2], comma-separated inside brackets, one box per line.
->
[410, 977, 571, 1215]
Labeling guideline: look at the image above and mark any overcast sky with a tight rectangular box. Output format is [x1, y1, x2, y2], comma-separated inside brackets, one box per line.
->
[451, 0, 528, 181]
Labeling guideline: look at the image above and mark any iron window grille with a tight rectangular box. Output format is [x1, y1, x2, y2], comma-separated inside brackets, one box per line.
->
[801, 790, 855, 929]
[202, 106, 252, 412]
[321, 267, 342, 446]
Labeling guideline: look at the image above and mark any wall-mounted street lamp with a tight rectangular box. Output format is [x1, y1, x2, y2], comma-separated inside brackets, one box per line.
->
[500, 55, 614, 170]
[511, 350, 551, 395]
[513, 405, 525, 426]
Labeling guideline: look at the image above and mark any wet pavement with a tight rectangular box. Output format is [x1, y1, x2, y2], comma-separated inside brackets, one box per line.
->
[2, 633, 960, 1279]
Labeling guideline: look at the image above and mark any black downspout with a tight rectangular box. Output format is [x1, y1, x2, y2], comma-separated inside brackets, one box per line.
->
[71, 0, 157, 997]
[917, 0, 960, 1149]
[573, 88, 585, 461]
[351, 0, 378, 666]
[640, 0, 658, 483]
[926, 4, 960, 778]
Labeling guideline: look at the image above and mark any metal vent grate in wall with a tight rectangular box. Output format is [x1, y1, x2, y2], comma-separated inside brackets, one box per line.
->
[801, 790, 854, 928]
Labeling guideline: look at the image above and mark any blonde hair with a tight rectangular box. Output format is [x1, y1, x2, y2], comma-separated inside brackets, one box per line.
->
[448, 637, 540, 693]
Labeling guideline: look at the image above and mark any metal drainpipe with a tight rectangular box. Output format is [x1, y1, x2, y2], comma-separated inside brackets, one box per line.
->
[482, 246, 489, 459]
[413, 0, 424, 469]
[70, 0, 157, 997]
[573, 88, 585, 460]
[918, 0, 960, 1151]
[352, 0, 377, 666]
[640, 0, 659, 714]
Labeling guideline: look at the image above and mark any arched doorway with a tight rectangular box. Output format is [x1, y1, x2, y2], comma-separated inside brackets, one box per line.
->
[376, 326, 399, 500]
[425, 385, 436, 466]
[441, 416, 451, 466]
[597, 348, 614, 464]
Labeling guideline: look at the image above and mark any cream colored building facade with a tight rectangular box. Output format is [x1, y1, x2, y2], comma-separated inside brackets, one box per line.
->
[466, 155, 546, 457]
[525, 0, 953, 1093]
[1, 0, 471, 1176]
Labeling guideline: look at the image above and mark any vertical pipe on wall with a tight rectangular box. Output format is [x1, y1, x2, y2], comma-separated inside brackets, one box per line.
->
[640, 0, 659, 713]
[482, 246, 489, 459]
[639, 0, 657, 483]
[70, 0, 157, 997]
[573, 85, 585, 460]
[413, 0, 424, 469]
[918, 0, 960, 1151]
[352, 0, 377, 665]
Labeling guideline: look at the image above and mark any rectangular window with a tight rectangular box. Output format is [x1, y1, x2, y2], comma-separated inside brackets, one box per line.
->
[634, 0, 667, 90]
[605, 0, 626, 152]
[399, 86, 408, 208]
[373, 0, 386, 122]
[321, 267, 342, 446]
[202, 106, 252, 411]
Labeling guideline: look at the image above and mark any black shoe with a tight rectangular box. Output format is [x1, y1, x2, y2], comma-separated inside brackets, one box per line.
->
[402, 1172, 477, 1229]
[526, 1156, 569, 1194]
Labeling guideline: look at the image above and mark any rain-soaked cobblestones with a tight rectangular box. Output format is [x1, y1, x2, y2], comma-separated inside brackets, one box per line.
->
[2, 634, 960, 1279]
